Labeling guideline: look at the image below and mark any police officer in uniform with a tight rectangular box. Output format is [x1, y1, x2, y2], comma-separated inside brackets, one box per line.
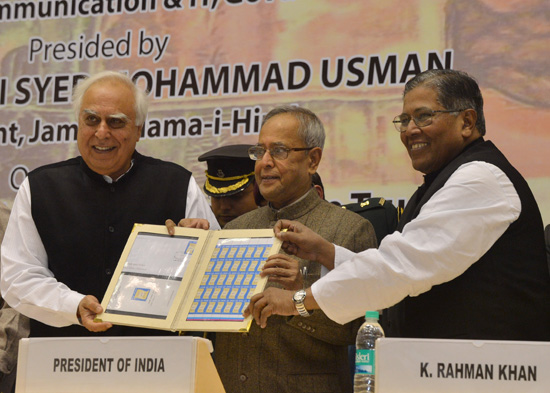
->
[198, 144, 258, 227]
[342, 197, 401, 245]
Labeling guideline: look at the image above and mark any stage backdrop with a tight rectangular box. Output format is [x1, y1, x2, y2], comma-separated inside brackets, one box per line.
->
[1, 0, 549, 224]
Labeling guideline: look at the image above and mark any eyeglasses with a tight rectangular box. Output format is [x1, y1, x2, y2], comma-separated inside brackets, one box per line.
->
[248, 145, 314, 161]
[392, 109, 465, 132]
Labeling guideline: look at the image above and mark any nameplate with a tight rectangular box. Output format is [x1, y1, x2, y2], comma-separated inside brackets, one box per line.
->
[15, 336, 222, 393]
[376, 338, 550, 393]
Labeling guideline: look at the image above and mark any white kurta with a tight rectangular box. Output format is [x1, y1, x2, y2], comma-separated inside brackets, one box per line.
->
[0, 175, 219, 327]
[312, 161, 521, 325]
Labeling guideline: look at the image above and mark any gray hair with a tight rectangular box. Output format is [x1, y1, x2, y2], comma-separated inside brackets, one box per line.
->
[262, 105, 325, 149]
[404, 69, 486, 136]
[72, 71, 149, 126]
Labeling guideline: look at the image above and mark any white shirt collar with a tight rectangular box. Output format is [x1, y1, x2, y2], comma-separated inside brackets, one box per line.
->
[102, 159, 135, 184]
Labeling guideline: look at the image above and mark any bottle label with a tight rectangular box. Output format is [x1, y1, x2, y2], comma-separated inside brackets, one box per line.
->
[355, 349, 375, 375]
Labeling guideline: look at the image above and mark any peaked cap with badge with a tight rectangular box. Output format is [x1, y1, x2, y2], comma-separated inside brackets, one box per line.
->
[198, 144, 255, 197]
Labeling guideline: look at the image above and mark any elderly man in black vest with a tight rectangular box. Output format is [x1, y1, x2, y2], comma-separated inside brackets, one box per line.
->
[0, 71, 219, 337]
[246, 69, 550, 341]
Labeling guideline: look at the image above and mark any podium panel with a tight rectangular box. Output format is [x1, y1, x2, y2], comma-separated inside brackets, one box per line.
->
[15, 336, 225, 393]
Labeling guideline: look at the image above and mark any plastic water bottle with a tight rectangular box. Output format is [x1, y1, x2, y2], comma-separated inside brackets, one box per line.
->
[354, 311, 384, 392]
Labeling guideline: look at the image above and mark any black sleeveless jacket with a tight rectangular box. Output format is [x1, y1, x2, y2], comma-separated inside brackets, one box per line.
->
[28, 152, 191, 337]
[385, 139, 550, 340]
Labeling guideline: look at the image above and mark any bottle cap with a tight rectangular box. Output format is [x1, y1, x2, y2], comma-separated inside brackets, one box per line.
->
[365, 310, 379, 320]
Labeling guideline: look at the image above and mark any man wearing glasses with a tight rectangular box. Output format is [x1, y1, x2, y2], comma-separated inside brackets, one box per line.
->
[1, 71, 219, 338]
[246, 69, 550, 341]
[215, 105, 377, 393]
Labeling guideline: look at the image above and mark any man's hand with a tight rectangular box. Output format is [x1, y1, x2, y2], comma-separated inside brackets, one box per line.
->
[77, 295, 112, 332]
[273, 220, 335, 270]
[165, 218, 211, 236]
[261, 254, 302, 290]
[243, 288, 297, 328]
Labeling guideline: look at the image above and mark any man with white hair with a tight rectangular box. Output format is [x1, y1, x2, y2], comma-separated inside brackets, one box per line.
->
[214, 106, 376, 393]
[0, 71, 219, 337]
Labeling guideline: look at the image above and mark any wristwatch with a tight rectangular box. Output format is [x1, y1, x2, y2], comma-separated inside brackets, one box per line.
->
[293, 289, 311, 317]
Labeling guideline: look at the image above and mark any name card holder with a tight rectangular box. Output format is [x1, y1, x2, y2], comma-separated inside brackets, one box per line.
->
[375, 337, 550, 393]
[15, 336, 226, 393]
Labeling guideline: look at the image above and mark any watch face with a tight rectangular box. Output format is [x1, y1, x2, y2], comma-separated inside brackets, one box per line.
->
[293, 290, 306, 302]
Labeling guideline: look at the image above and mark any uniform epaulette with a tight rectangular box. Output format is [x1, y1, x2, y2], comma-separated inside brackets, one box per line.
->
[342, 197, 387, 212]
[342, 197, 399, 245]
[397, 205, 404, 222]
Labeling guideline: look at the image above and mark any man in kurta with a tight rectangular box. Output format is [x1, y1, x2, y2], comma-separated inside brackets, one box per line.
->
[215, 106, 377, 393]
[246, 69, 550, 342]
[0, 71, 219, 337]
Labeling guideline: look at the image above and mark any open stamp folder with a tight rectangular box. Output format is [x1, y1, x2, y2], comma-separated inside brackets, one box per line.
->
[96, 224, 282, 333]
